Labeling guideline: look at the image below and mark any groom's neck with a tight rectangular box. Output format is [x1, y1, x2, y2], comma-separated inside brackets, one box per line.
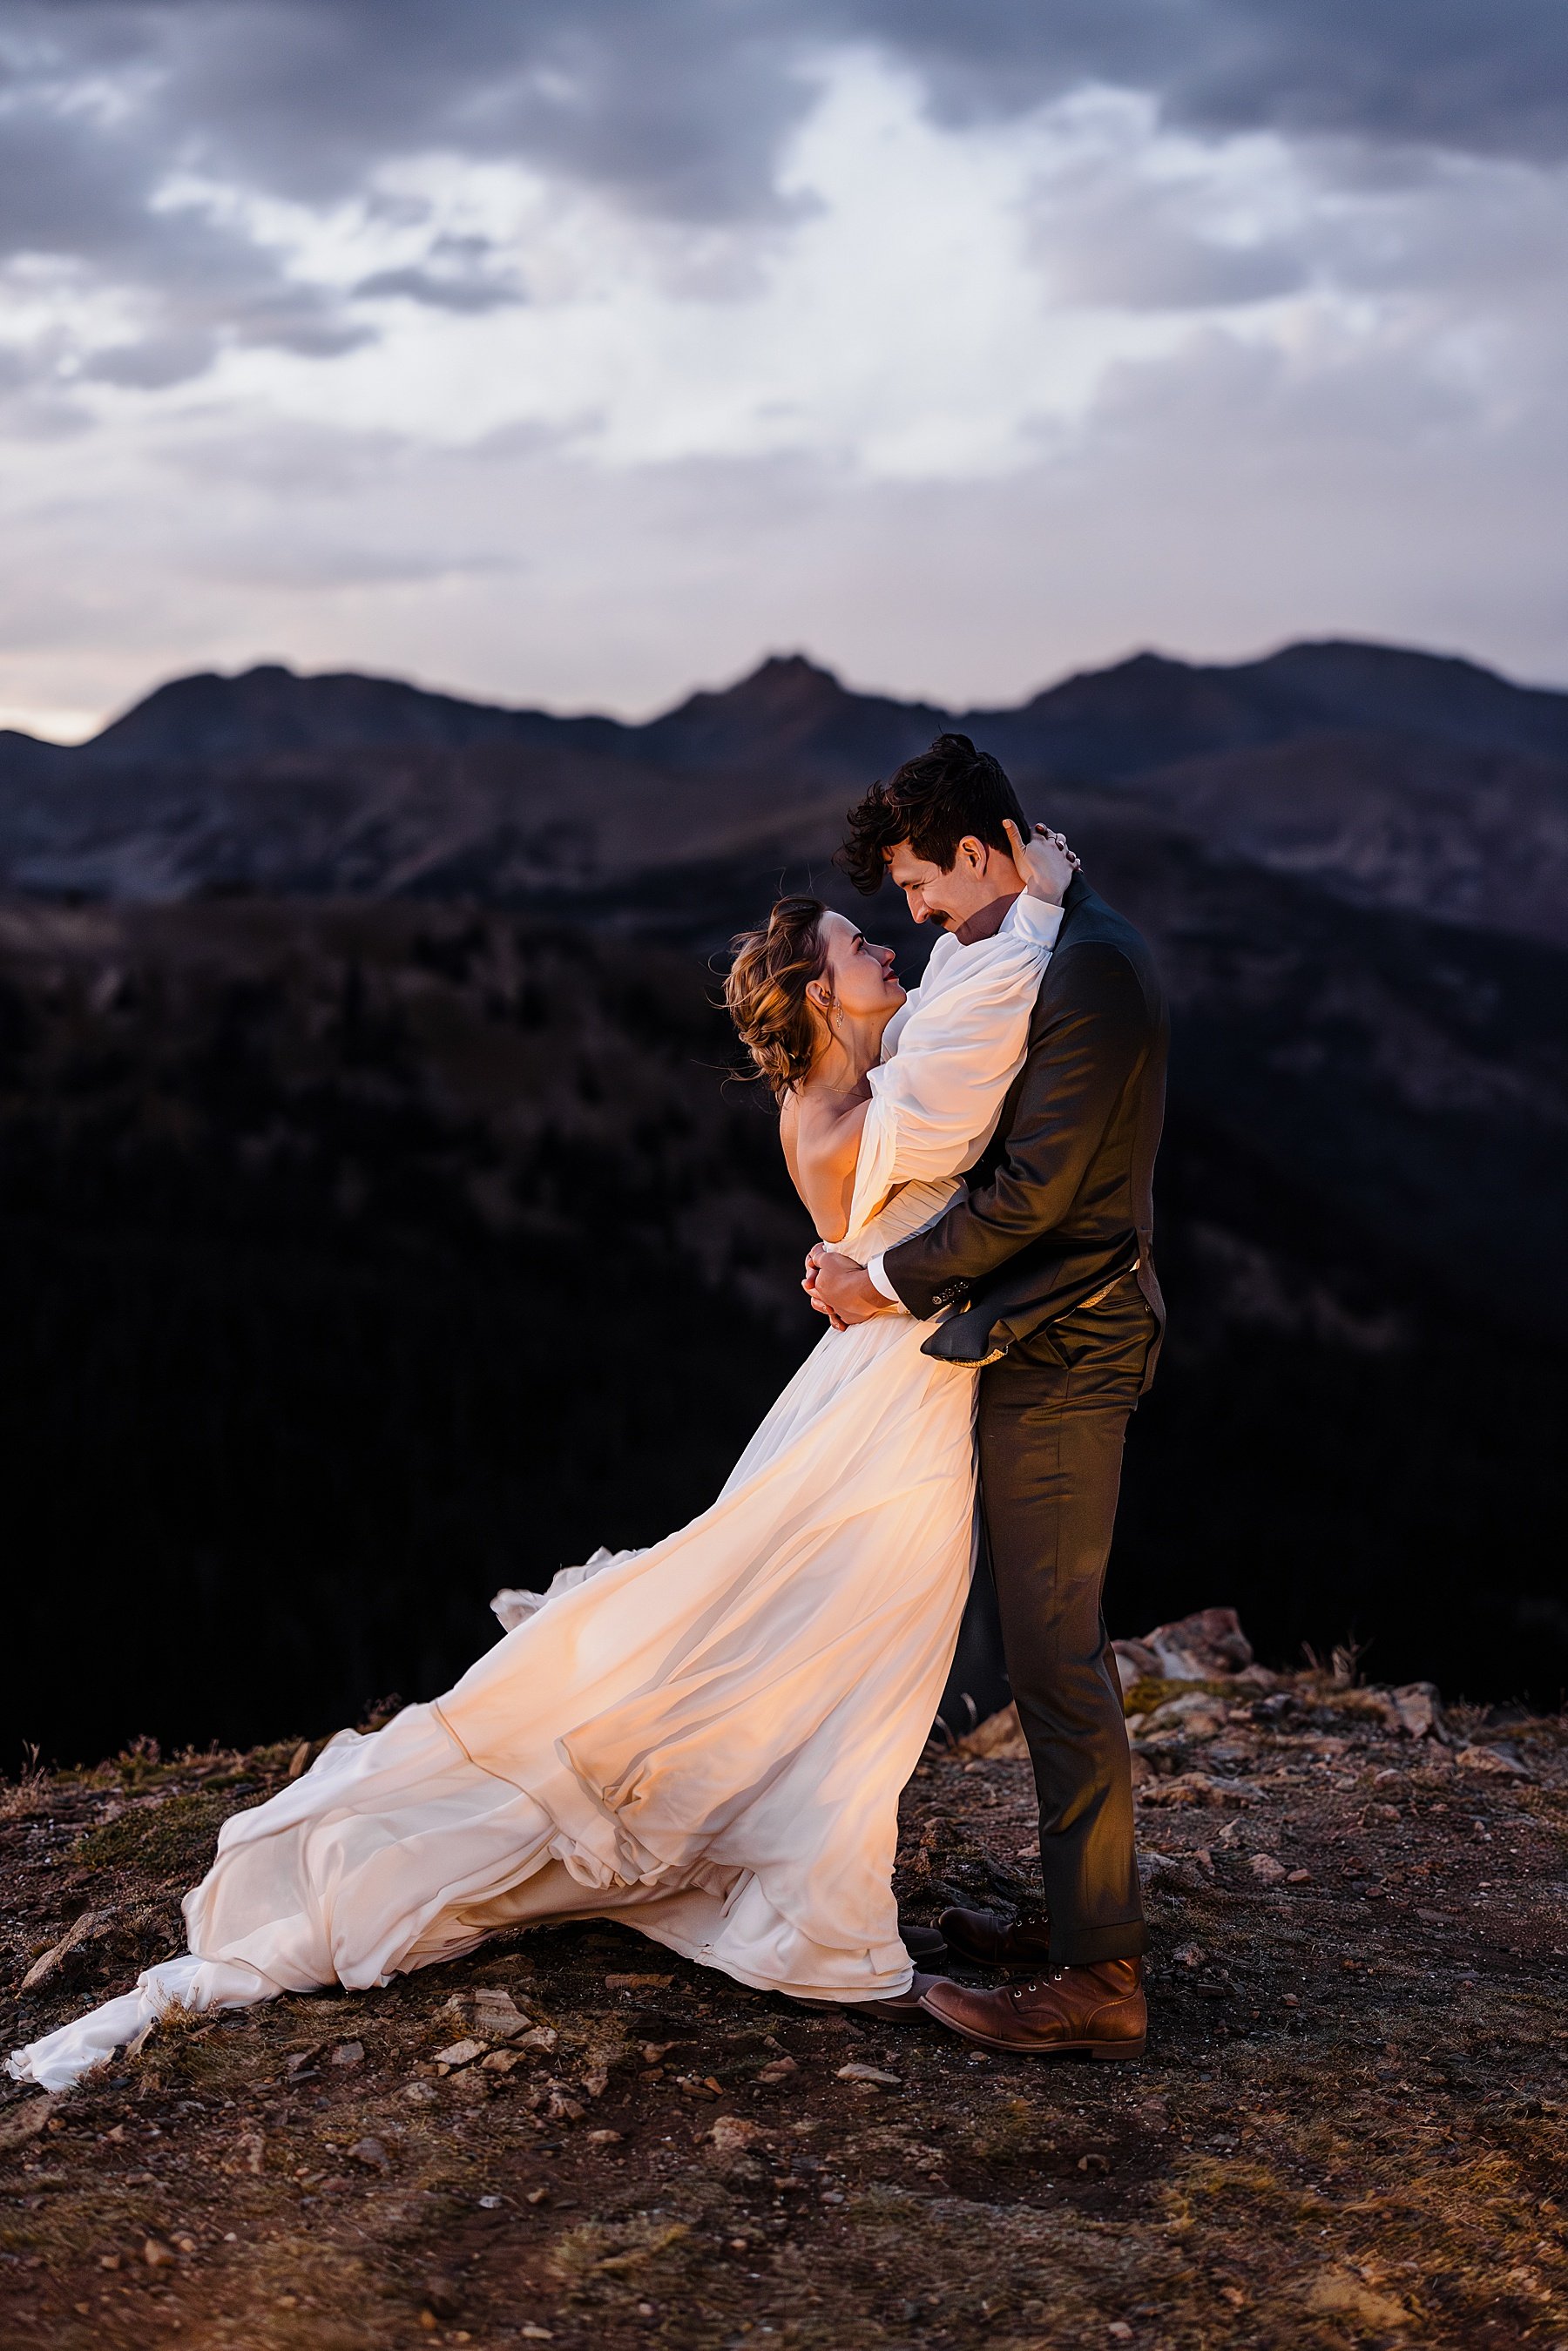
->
[950, 883, 1023, 947]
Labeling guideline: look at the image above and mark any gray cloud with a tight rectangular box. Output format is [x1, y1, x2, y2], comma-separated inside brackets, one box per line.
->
[0, 0, 1563, 731]
[2, 0, 1563, 391]
[846, 0, 1568, 166]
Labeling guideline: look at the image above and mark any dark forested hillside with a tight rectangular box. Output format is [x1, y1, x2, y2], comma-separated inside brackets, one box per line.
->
[2, 871, 1565, 1761]
[2, 637, 1565, 1757]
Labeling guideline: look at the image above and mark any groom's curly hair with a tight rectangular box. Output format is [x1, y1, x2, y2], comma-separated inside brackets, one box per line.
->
[839, 733, 1027, 895]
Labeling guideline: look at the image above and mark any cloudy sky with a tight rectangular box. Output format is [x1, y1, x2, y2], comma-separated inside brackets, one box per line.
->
[2, 1, 1565, 738]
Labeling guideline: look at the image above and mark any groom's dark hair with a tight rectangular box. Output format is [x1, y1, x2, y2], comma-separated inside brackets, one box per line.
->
[839, 733, 1028, 895]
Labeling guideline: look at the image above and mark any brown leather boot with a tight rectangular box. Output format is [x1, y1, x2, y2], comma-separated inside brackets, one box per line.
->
[938, 1904, 1053, 1972]
[923, 1959, 1146, 2059]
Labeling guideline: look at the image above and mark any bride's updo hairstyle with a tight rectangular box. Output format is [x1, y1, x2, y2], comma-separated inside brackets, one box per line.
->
[725, 895, 828, 1098]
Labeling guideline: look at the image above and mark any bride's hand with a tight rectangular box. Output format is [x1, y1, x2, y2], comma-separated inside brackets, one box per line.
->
[1003, 818, 1079, 906]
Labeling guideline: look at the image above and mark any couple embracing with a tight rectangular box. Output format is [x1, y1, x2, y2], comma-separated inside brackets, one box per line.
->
[13, 734, 1167, 2093]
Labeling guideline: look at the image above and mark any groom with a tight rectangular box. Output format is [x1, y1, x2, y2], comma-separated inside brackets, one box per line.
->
[810, 733, 1167, 2059]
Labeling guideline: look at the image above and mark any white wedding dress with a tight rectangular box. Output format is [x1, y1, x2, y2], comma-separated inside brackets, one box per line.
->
[12, 898, 1059, 2092]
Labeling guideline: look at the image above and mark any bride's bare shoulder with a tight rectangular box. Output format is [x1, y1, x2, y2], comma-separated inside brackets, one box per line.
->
[780, 1079, 865, 1243]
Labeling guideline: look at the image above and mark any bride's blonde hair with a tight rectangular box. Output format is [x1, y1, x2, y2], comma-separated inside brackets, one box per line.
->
[725, 895, 828, 1099]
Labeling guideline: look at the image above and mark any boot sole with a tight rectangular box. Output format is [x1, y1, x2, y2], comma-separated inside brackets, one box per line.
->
[929, 2014, 1146, 2060]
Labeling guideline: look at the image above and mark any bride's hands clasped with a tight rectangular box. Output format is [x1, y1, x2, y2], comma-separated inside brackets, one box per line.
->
[1004, 818, 1080, 905]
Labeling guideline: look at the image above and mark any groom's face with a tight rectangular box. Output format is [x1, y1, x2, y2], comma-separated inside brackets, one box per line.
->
[886, 835, 1010, 931]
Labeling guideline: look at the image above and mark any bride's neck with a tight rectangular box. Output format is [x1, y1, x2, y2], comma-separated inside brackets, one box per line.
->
[807, 1011, 889, 1096]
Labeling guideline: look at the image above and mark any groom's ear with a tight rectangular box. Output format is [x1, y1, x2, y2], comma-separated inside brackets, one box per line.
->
[955, 834, 990, 874]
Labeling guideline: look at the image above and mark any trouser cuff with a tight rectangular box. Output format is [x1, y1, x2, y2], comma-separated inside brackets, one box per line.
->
[1050, 1916, 1147, 1968]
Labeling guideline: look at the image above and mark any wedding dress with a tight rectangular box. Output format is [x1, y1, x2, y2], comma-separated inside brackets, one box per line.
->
[11, 898, 1058, 2093]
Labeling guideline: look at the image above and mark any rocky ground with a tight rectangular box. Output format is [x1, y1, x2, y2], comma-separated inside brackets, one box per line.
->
[3, 1632, 1566, 2351]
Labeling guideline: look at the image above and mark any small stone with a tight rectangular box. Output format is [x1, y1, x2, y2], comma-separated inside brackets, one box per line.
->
[0, 2098, 56, 2151]
[1108, 2327, 1134, 2343]
[710, 2117, 767, 2152]
[1282, 1994, 1299, 2008]
[433, 2039, 488, 2071]
[20, 1912, 103, 1992]
[174, 2235, 197, 2254]
[517, 2025, 559, 2054]
[1173, 1942, 1205, 1968]
[605, 1973, 672, 1990]
[478, 2195, 504, 2209]
[330, 2041, 364, 2068]
[640, 2041, 674, 2063]
[525, 2186, 551, 2204]
[587, 2127, 624, 2145]
[1287, 1868, 1312, 1884]
[582, 2069, 611, 2098]
[1390, 1683, 1443, 1740]
[756, 2057, 798, 2082]
[404, 2080, 439, 2105]
[479, 2050, 520, 2073]
[98, 2254, 121, 2271]
[728, 2237, 749, 2252]
[348, 2137, 391, 2174]
[544, 2090, 585, 2122]
[1456, 1743, 1531, 1780]
[1249, 1853, 1287, 1884]
[143, 2238, 176, 2269]
[1366, 1802, 1401, 1825]
[836, 2063, 901, 2087]
[521, 2327, 554, 2340]
[469, 1989, 531, 2041]
[1304, 2268, 1410, 2327]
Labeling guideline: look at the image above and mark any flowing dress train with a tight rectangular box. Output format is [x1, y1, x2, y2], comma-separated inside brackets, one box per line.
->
[11, 897, 1059, 2093]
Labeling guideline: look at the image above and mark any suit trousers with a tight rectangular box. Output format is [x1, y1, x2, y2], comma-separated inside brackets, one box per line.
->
[977, 1274, 1157, 1967]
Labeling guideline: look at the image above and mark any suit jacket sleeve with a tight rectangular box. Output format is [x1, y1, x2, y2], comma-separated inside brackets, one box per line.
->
[881, 942, 1153, 1320]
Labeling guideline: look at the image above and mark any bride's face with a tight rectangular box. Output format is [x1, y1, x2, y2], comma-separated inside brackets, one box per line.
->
[811, 911, 906, 1027]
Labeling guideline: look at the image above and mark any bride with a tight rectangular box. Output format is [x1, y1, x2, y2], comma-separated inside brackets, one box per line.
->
[12, 827, 1071, 2093]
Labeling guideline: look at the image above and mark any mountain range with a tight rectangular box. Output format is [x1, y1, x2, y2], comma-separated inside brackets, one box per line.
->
[4, 638, 1567, 948]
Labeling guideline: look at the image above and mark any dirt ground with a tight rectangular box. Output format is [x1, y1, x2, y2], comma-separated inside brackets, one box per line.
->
[3, 1666, 1565, 2351]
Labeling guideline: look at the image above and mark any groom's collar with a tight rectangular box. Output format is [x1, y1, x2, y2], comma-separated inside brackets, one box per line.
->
[1059, 869, 1092, 927]
[950, 887, 1024, 947]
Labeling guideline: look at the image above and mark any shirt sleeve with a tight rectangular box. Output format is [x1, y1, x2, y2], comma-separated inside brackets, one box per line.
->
[1008, 894, 1065, 950]
[866, 1253, 900, 1302]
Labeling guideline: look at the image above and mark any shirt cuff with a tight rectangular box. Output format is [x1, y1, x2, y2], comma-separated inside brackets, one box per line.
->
[1011, 892, 1064, 949]
[866, 1253, 901, 1303]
